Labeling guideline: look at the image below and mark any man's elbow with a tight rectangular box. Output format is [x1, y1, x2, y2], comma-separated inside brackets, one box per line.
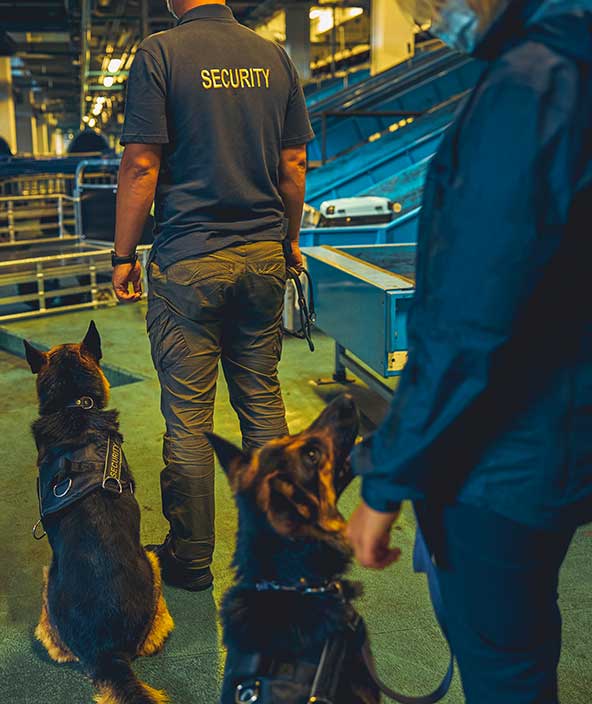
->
[280, 146, 307, 179]
[121, 146, 161, 180]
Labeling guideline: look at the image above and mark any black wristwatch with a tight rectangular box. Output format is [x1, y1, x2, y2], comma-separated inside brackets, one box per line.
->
[111, 250, 138, 267]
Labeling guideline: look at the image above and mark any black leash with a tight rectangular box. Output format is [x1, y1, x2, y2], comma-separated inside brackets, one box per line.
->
[285, 267, 316, 353]
[360, 524, 454, 703]
[361, 638, 454, 704]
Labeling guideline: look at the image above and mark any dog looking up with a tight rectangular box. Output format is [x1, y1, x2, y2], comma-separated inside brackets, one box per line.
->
[208, 395, 380, 704]
[25, 321, 174, 704]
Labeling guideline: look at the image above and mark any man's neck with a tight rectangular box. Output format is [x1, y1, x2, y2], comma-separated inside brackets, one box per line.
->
[183, 0, 226, 11]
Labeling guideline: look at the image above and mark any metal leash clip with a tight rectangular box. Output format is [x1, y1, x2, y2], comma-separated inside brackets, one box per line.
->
[235, 681, 261, 703]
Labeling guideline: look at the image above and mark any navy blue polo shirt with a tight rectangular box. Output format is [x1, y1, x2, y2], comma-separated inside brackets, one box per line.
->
[121, 4, 314, 269]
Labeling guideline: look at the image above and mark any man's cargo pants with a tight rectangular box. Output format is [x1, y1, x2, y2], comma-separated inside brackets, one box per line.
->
[146, 241, 289, 568]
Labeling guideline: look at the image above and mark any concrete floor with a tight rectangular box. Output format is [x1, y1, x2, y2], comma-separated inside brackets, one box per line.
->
[0, 303, 590, 703]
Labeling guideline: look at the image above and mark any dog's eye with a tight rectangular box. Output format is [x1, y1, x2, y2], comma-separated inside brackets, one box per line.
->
[303, 447, 322, 468]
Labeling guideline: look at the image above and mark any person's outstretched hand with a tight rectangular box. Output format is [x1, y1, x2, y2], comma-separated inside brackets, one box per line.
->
[112, 261, 143, 303]
[347, 501, 402, 569]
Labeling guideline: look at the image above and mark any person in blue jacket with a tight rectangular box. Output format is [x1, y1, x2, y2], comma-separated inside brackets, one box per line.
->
[347, 0, 592, 702]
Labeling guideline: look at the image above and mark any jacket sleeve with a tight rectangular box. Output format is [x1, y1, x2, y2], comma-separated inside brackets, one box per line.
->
[351, 48, 581, 513]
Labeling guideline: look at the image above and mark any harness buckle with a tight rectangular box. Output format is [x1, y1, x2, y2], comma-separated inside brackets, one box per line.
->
[53, 478, 72, 498]
[235, 681, 261, 703]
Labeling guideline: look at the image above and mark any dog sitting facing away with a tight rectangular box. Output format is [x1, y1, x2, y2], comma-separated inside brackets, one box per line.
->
[208, 395, 381, 704]
[25, 321, 174, 704]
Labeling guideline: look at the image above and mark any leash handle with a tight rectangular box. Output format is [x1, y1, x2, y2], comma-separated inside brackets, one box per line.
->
[287, 267, 316, 353]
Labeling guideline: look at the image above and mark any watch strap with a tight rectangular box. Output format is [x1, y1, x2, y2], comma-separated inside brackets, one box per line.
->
[111, 251, 138, 267]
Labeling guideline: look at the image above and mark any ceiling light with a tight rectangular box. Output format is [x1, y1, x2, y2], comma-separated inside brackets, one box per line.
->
[108, 58, 122, 73]
[82, 115, 89, 123]
[103, 76, 115, 87]
[92, 104, 103, 116]
[89, 117, 97, 128]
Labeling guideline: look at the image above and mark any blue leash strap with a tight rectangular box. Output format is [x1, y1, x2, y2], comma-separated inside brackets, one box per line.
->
[361, 522, 455, 703]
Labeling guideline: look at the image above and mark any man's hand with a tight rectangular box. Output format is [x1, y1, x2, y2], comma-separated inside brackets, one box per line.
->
[347, 501, 402, 569]
[112, 261, 143, 303]
[285, 241, 304, 273]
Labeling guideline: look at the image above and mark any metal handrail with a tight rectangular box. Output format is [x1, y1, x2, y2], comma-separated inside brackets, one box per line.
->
[0, 244, 150, 270]
[0, 193, 76, 204]
[73, 158, 121, 236]
[0, 245, 152, 323]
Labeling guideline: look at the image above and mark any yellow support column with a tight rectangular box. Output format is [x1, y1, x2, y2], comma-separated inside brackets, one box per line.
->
[371, 0, 416, 75]
[0, 57, 17, 154]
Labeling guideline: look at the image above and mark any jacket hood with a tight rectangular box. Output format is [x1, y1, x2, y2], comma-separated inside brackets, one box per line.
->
[474, 0, 592, 62]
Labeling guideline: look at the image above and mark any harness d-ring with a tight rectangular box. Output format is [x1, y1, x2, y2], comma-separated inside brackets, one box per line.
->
[53, 478, 72, 498]
[32, 519, 46, 541]
[102, 476, 123, 494]
[235, 681, 261, 703]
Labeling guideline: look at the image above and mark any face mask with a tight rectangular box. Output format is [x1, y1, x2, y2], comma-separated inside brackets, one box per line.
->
[430, 0, 481, 53]
[165, 0, 178, 20]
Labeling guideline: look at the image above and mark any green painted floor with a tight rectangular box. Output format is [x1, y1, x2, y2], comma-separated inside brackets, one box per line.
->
[0, 304, 590, 703]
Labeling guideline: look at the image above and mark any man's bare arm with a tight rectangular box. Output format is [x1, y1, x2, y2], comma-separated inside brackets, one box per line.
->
[278, 145, 307, 271]
[113, 143, 162, 302]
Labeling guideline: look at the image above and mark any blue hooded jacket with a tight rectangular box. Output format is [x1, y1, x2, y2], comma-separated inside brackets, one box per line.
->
[351, 0, 592, 530]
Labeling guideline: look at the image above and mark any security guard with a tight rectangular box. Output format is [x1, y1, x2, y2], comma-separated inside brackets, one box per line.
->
[112, 0, 314, 591]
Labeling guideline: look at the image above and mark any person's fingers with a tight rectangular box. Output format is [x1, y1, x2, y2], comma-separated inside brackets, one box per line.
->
[131, 270, 143, 295]
[374, 547, 402, 569]
[347, 504, 401, 569]
[112, 263, 143, 302]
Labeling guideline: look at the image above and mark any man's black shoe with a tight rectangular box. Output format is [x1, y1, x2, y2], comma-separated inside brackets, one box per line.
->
[146, 535, 213, 592]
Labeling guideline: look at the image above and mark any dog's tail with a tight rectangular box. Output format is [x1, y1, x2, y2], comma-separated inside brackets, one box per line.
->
[92, 654, 169, 704]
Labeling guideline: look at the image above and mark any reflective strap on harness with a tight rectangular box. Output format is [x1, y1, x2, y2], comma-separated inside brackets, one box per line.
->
[102, 434, 124, 493]
[307, 623, 354, 703]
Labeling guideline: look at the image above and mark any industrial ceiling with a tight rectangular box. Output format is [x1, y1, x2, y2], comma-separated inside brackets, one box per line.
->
[1, 0, 342, 135]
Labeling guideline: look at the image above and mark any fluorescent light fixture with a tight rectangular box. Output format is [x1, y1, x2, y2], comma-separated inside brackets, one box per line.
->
[108, 58, 122, 73]
[103, 75, 115, 87]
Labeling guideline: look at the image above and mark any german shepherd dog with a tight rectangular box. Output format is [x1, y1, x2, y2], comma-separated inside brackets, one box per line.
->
[25, 321, 174, 704]
[208, 395, 380, 704]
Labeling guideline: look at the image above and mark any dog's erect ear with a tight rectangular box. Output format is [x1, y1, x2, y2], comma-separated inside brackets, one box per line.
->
[23, 340, 47, 374]
[205, 432, 248, 478]
[81, 320, 102, 362]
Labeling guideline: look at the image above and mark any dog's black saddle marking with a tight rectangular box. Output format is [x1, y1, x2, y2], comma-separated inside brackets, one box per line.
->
[37, 434, 133, 520]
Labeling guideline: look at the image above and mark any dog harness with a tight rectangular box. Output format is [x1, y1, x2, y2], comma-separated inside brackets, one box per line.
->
[32, 398, 134, 539]
[221, 580, 367, 704]
[222, 574, 454, 704]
